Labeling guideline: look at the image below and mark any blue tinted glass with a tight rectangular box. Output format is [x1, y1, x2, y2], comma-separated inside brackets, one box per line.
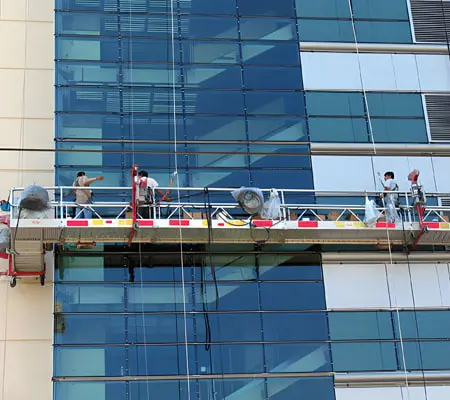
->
[122, 38, 180, 63]
[356, 21, 412, 44]
[56, 255, 126, 281]
[372, 119, 428, 143]
[261, 282, 325, 310]
[265, 343, 331, 372]
[189, 168, 251, 188]
[328, 312, 394, 340]
[367, 93, 424, 117]
[56, 0, 170, 12]
[249, 150, 311, 168]
[244, 66, 302, 90]
[247, 117, 308, 141]
[242, 42, 301, 65]
[298, 19, 353, 42]
[182, 41, 239, 64]
[308, 118, 369, 142]
[54, 382, 127, 400]
[252, 169, 314, 190]
[259, 264, 323, 280]
[332, 342, 397, 372]
[306, 92, 365, 116]
[266, 377, 336, 400]
[180, 0, 236, 14]
[129, 345, 187, 375]
[129, 381, 186, 400]
[237, 0, 295, 16]
[185, 90, 245, 114]
[55, 315, 126, 344]
[394, 311, 450, 339]
[185, 116, 246, 141]
[295, 0, 350, 17]
[246, 92, 305, 115]
[181, 16, 238, 39]
[263, 312, 328, 341]
[198, 378, 266, 399]
[183, 65, 242, 89]
[127, 314, 188, 343]
[128, 284, 193, 312]
[400, 341, 450, 370]
[240, 18, 296, 40]
[352, 0, 409, 19]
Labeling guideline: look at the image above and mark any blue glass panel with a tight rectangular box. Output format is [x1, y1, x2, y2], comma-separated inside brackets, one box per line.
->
[242, 42, 301, 65]
[295, 0, 350, 18]
[261, 282, 325, 310]
[298, 19, 353, 42]
[55, 314, 126, 344]
[183, 65, 242, 89]
[182, 41, 239, 64]
[122, 38, 180, 63]
[129, 381, 185, 400]
[180, 0, 236, 15]
[332, 342, 397, 372]
[56, 0, 171, 13]
[259, 264, 323, 280]
[240, 18, 297, 40]
[367, 93, 424, 117]
[198, 378, 267, 399]
[185, 116, 246, 141]
[247, 117, 308, 142]
[328, 311, 394, 340]
[127, 314, 189, 343]
[181, 16, 238, 39]
[189, 168, 251, 188]
[267, 377, 336, 400]
[185, 90, 245, 114]
[352, 0, 410, 19]
[400, 341, 450, 370]
[129, 345, 187, 375]
[306, 92, 365, 116]
[249, 150, 311, 168]
[263, 312, 328, 341]
[246, 92, 305, 115]
[244, 66, 302, 90]
[237, 0, 295, 16]
[54, 382, 127, 400]
[265, 343, 332, 372]
[372, 119, 428, 143]
[394, 310, 450, 339]
[355, 21, 412, 44]
[251, 169, 314, 190]
[308, 118, 369, 142]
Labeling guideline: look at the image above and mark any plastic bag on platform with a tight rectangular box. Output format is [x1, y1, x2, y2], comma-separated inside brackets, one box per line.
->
[0, 226, 9, 249]
[260, 190, 281, 220]
[385, 196, 401, 223]
[364, 197, 380, 227]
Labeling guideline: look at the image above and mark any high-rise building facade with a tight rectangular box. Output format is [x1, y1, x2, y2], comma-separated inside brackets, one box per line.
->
[2, 0, 450, 399]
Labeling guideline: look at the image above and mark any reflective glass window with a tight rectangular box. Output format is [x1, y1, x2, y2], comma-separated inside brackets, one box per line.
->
[328, 311, 394, 340]
[128, 345, 187, 375]
[183, 65, 242, 89]
[298, 19, 353, 42]
[189, 168, 251, 188]
[237, 0, 295, 17]
[400, 341, 450, 370]
[246, 92, 305, 115]
[295, 0, 351, 18]
[182, 41, 239, 64]
[308, 118, 369, 143]
[355, 21, 412, 44]
[332, 342, 397, 372]
[184, 90, 245, 114]
[181, 16, 238, 39]
[249, 149, 311, 168]
[394, 310, 450, 339]
[54, 382, 127, 400]
[306, 92, 365, 116]
[251, 169, 314, 190]
[180, 0, 237, 15]
[371, 119, 428, 143]
[185, 116, 246, 141]
[352, 0, 410, 19]
[241, 42, 301, 65]
[265, 343, 331, 372]
[240, 18, 297, 40]
[259, 263, 323, 280]
[266, 377, 335, 400]
[244, 66, 302, 90]
[261, 282, 326, 311]
[56, 0, 171, 13]
[367, 93, 424, 117]
[248, 117, 308, 142]
[263, 312, 328, 341]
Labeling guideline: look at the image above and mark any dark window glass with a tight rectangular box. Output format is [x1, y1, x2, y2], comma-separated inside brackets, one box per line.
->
[246, 92, 305, 115]
[263, 312, 329, 341]
[241, 42, 301, 65]
[182, 41, 239, 64]
[266, 377, 336, 400]
[185, 89, 245, 114]
[129, 345, 188, 375]
[355, 21, 412, 44]
[181, 16, 238, 39]
[265, 343, 332, 372]
[185, 116, 246, 141]
[183, 65, 242, 89]
[249, 148, 311, 168]
[240, 18, 296, 40]
[261, 282, 326, 311]
[251, 169, 314, 190]
[189, 168, 251, 188]
[54, 382, 127, 400]
[298, 19, 353, 42]
[56, 0, 170, 13]
[258, 263, 322, 280]
[129, 381, 184, 400]
[198, 378, 266, 399]
[400, 341, 450, 371]
[122, 38, 180, 63]
[352, 0, 410, 19]
[247, 117, 308, 142]
[306, 92, 365, 116]
[180, 0, 237, 15]
[332, 342, 397, 372]
[127, 314, 189, 343]
[295, 0, 350, 18]
[328, 311, 394, 340]
[366, 93, 424, 117]
[244, 66, 302, 90]
[308, 118, 369, 143]
[371, 119, 428, 144]
[394, 310, 450, 339]
[237, 0, 295, 17]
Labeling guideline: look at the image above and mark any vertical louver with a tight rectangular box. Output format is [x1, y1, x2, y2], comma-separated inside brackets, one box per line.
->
[425, 95, 450, 141]
[410, 0, 450, 43]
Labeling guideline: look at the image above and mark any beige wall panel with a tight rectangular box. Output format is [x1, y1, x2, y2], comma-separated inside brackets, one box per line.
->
[24, 70, 53, 119]
[0, 22, 25, 68]
[26, 22, 54, 69]
[28, 0, 54, 22]
[0, 0, 27, 21]
[0, 70, 25, 118]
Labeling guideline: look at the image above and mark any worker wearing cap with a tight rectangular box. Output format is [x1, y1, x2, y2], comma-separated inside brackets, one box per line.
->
[73, 172, 104, 219]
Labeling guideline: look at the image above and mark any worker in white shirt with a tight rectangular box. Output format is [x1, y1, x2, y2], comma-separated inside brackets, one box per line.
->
[382, 171, 400, 222]
[66, 172, 104, 219]
[135, 170, 167, 219]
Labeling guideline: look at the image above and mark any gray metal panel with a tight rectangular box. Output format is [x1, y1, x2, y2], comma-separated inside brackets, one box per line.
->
[425, 94, 450, 141]
[410, 0, 450, 43]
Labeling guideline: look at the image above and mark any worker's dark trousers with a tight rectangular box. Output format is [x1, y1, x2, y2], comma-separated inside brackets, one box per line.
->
[138, 204, 155, 219]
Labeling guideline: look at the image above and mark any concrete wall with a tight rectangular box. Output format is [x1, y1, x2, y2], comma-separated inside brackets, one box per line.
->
[0, 0, 54, 399]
